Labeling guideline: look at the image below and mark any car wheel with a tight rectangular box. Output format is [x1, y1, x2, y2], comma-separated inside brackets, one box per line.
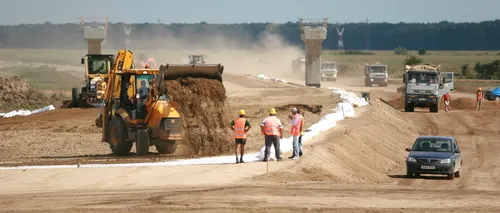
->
[406, 170, 413, 178]
[447, 165, 455, 180]
[454, 169, 461, 178]
[495, 96, 500, 101]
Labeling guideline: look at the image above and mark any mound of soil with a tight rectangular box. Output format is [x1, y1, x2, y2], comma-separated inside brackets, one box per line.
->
[165, 77, 232, 156]
[0, 76, 52, 111]
[274, 104, 323, 114]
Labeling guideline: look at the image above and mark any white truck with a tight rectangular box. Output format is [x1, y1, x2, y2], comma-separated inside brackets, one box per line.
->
[402, 64, 454, 113]
[292, 57, 306, 74]
[321, 61, 338, 81]
[364, 64, 388, 87]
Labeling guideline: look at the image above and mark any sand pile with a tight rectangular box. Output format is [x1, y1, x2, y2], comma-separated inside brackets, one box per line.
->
[165, 77, 233, 156]
[0, 76, 52, 111]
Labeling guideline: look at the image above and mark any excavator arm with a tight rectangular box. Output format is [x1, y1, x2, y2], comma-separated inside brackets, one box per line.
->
[96, 49, 135, 142]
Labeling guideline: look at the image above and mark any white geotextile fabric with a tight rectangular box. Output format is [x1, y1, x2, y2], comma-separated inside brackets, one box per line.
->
[0, 105, 55, 118]
[0, 75, 370, 170]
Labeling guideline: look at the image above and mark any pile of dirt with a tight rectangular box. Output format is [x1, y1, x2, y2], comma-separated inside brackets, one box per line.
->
[384, 94, 500, 110]
[258, 101, 420, 184]
[165, 77, 233, 156]
[0, 76, 53, 111]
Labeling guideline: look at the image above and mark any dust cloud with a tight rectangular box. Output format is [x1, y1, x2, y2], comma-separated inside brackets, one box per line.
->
[119, 25, 305, 80]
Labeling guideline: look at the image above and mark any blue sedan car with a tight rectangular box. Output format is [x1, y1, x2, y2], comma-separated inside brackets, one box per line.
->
[484, 87, 500, 101]
[405, 136, 463, 180]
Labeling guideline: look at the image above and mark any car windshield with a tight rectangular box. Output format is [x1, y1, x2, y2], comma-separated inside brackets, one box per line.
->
[412, 138, 452, 152]
[370, 66, 387, 73]
[322, 63, 336, 69]
[408, 72, 438, 84]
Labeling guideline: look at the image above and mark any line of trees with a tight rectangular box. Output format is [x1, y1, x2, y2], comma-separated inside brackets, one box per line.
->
[1, 20, 500, 50]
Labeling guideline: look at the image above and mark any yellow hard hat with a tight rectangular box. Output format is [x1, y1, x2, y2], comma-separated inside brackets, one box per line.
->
[239, 109, 246, 115]
[269, 108, 277, 114]
[478, 87, 482, 91]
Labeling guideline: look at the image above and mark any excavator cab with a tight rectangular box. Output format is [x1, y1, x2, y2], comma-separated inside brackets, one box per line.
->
[189, 54, 207, 64]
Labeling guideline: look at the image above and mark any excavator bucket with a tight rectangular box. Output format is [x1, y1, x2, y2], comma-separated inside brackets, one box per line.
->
[160, 63, 224, 82]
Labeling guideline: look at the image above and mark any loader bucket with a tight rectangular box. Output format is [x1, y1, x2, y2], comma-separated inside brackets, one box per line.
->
[160, 63, 224, 82]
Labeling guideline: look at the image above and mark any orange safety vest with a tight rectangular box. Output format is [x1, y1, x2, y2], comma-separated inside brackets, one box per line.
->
[263, 116, 281, 136]
[290, 114, 303, 136]
[477, 92, 483, 100]
[233, 118, 247, 139]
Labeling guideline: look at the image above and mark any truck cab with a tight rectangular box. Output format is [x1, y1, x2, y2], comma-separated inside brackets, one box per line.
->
[292, 57, 306, 74]
[364, 64, 388, 87]
[321, 61, 338, 81]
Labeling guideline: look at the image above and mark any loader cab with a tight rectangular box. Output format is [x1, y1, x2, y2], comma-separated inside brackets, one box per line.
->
[82, 54, 114, 75]
[111, 70, 166, 121]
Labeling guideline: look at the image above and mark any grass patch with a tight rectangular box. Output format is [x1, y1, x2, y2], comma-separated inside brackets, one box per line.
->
[0, 65, 82, 90]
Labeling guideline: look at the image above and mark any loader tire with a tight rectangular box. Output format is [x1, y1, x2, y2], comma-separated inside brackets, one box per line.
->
[71, 87, 80, 107]
[135, 129, 150, 156]
[109, 116, 132, 156]
[156, 142, 177, 154]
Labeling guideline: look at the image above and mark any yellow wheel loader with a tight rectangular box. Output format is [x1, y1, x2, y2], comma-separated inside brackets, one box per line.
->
[70, 54, 114, 108]
[96, 49, 223, 156]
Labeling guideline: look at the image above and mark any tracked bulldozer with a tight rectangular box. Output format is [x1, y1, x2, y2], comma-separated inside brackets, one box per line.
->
[96, 49, 224, 156]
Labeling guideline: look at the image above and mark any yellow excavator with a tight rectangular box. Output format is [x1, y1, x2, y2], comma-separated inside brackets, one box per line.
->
[96, 49, 224, 156]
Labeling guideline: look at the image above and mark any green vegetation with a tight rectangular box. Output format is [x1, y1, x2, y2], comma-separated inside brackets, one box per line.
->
[1, 20, 500, 50]
[0, 65, 81, 90]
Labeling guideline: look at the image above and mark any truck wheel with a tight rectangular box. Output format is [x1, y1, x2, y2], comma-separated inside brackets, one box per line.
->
[109, 116, 132, 156]
[155, 141, 178, 154]
[135, 129, 150, 156]
[71, 87, 80, 107]
[405, 103, 414, 112]
[430, 104, 439, 113]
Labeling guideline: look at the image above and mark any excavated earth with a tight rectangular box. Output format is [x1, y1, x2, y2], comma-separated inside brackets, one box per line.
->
[0, 76, 59, 111]
[1, 72, 500, 213]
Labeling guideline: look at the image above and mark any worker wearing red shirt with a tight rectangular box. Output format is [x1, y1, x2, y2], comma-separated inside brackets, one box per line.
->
[441, 92, 451, 112]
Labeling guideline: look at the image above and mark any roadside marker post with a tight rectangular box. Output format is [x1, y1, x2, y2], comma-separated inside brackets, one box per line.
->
[341, 105, 349, 135]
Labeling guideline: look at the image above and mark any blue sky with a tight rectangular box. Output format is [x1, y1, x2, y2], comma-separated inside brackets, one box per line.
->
[0, 0, 498, 25]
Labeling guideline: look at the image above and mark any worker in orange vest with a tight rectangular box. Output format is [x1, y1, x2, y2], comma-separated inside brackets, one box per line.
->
[297, 108, 305, 157]
[228, 109, 252, 163]
[476, 88, 483, 110]
[288, 108, 303, 160]
[260, 108, 283, 162]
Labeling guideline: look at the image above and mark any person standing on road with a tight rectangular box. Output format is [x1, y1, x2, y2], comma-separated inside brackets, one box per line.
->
[441, 92, 451, 112]
[297, 108, 305, 157]
[228, 109, 252, 164]
[288, 108, 303, 160]
[476, 88, 484, 111]
[260, 108, 283, 162]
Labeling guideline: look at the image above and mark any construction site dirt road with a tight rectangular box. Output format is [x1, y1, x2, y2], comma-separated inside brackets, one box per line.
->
[1, 73, 500, 213]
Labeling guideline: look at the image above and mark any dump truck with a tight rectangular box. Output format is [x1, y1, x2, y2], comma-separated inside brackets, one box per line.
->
[402, 64, 453, 113]
[292, 57, 305, 74]
[364, 64, 388, 87]
[321, 61, 338, 81]
[95, 49, 223, 156]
